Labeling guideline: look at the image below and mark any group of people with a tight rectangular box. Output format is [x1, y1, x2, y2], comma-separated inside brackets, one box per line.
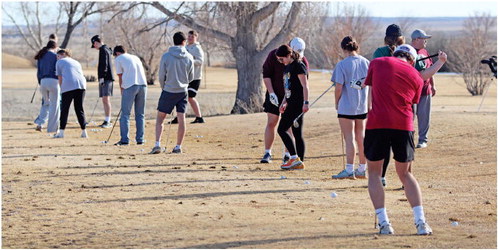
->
[33, 24, 448, 235]
[260, 24, 447, 235]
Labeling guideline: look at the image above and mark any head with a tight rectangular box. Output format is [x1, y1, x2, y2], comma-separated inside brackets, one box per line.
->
[56, 49, 71, 60]
[289, 37, 305, 58]
[49, 33, 58, 43]
[340, 36, 359, 53]
[34, 40, 58, 60]
[275, 44, 300, 65]
[393, 44, 418, 65]
[411, 29, 432, 50]
[384, 24, 405, 55]
[90, 35, 102, 49]
[113, 45, 126, 57]
[187, 30, 198, 45]
[173, 32, 187, 46]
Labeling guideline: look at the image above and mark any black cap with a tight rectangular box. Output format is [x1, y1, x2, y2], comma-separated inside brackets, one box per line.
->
[90, 35, 100, 48]
[386, 24, 402, 37]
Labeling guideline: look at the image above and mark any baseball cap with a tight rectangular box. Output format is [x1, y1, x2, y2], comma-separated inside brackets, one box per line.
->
[90, 35, 100, 48]
[394, 44, 418, 60]
[411, 29, 432, 39]
[386, 24, 402, 37]
[289, 37, 305, 57]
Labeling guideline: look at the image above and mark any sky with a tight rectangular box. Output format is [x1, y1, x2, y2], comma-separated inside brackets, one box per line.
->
[355, 1, 497, 17]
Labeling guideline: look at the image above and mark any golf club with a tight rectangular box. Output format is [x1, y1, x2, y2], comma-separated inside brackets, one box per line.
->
[103, 109, 121, 144]
[164, 110, 176, 152]
[416, 53, 438, 62]
[30, 85, 38, 103]
[87, 97, 100, 124]
[292, 84, 335, 128]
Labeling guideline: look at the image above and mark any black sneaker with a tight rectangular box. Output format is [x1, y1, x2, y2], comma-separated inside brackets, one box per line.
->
[114, 141, 129, 146]
[99, 121, 112, 128]
[137, 141, 144, 145]
[172, 147, 182, 153]
[260, 153, 272, 163]
[168, 117, 178, 124]
[191, 117, 205, 124]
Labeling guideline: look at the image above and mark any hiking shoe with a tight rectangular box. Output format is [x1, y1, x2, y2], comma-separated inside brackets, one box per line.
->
[281, 157, 304, 170]
[381, 177, 387, 187]
[149, 146, 163, 154]
[354, 169, 367, 179]
[168, 117, 178, 124]
[99, 121, 112, 128]
[379, 222, 394, 235]
[81, 130, 88, 138]
[282, 155, 290, 164]
[35, 125, 42, 132]
[260, 153, 272, 163]
[171, 147, 182, 153]
[416, 221, 433, 235]
[332, 169, 355, 179]
[191, 117, 205, 124]
[114, 141, 129, 146]
[416, 142, 427, 149]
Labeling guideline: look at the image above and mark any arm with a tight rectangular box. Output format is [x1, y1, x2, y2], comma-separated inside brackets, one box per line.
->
[118, 74, 123, 94]
[367, 87, 372, 112]
[334, 82, 342, 110]
[193, 46, 204, 67]
[430, 77, 436, 96]
[58, 76, 62, 86]
[158, 55, 166, 90]
[37, 61, 42, 84]
[298, 74, 309, 113]
[419, 51, 447, 81]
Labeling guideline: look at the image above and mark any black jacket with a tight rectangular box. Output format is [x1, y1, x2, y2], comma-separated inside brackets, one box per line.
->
[98, 44, 114, 81]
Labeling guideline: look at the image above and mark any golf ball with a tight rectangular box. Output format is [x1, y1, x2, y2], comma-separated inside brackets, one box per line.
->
[280, 175, 287, 179]
[451, 221, 459, 226]
[330, 192, 338, 198]
[304, 180, 311, 184]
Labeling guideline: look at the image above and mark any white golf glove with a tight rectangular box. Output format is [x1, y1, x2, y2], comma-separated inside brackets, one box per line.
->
[350, 77, 365, 90]
[269, 93, 279, 107]
[99, 78, 104, 85]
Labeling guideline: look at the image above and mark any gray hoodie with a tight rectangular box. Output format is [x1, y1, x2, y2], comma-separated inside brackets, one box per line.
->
[186, 42, 204, 80]
[158, 46, 194, 93]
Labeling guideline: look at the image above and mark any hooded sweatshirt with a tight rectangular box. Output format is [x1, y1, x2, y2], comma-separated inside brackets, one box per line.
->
[158, 46, 194, 93]
[186, 42, 204, 80]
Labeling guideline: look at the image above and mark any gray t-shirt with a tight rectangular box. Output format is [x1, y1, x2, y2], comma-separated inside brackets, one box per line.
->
[56, 57, 86, 93]
[331, 55, 369, 115]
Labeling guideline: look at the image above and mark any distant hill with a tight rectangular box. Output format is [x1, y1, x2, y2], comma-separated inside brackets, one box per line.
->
[2, 53, 35, 69]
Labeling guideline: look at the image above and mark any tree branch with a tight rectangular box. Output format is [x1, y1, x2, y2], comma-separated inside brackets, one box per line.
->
[249, 2, 280, 24]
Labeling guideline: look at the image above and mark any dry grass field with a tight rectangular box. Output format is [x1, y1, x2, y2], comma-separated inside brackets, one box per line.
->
[2, 59, 497, 248]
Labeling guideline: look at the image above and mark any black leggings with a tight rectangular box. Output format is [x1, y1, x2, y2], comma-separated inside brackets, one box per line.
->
[382, 151, 390, 177]
[60, 89, 86, 130]
[277, 108, 305, 160]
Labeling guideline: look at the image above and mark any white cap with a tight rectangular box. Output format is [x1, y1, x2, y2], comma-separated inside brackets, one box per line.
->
[289, 37, 305, 57]
[394, 44, 418, 60]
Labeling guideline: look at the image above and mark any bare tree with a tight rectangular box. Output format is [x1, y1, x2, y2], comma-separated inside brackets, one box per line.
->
[447, 12, 497, 95]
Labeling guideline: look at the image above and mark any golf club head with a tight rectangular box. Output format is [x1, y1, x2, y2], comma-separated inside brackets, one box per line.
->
[293, 119, 300, 128]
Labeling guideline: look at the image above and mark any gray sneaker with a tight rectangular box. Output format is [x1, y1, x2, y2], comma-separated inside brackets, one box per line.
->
[379, 222, 394, 235]
[416, 142, 428, 149]
[171, 147, 182, 154]
[416, 221, 433, 235]
[149, 146, 163, 154]
[354, 169, 367, 179]
[381, 177, 387, 187]
[332, 169, 355, 179]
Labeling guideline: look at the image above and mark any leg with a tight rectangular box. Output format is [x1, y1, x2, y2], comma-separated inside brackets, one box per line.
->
[102, 95, 111, 118]
[73, 89, 86, 129]
[395, 161, 422, 208]
[35, 89, 50, 126]
[155, 111, 167, 143]
[416, 95, 431, 145]
[264, 113, 280, 151]
[367, 159, 385, 209]
[135, 86, 147, 143]
[45, 79, 61, 133]
[339, 118, 355, 164]
[120, 86, 135, 144]
[291, 116, 305, 160]
[59, 91, 73, 130]
[382, 151, 390, 178]
[354, 118, 367, 164]
[277, 115, 297, 156]
[188, 97, 202, 118]
[176, 112, 186, 146]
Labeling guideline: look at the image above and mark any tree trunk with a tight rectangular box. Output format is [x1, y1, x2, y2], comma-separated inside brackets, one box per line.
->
[60, 25, 75, 49]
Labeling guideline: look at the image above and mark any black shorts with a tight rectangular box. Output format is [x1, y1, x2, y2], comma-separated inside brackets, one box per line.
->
[338, 113, 367, 120]
[364, 129, 415, 162]
[157, 91, 188, 114]
[187, 79, 201, 98]
[263, 92, 283, 116]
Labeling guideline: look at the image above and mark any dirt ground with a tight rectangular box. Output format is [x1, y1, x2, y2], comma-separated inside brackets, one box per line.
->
[2, 66, 497, 248]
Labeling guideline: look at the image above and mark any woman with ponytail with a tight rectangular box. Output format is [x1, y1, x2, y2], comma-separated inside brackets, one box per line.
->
[34, 40, 60, 134]
[274, 44, 309, 170]
[331, 36, 370, 180]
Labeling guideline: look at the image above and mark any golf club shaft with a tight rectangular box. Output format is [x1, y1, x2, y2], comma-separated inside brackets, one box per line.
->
[30, 84, 39, 103]
[416, 53, 438, 62]
[88, 97, 100, 122]
[105, 109, 121, 143]
[293, 84, 335, 125]
[165, 110, 176, 150]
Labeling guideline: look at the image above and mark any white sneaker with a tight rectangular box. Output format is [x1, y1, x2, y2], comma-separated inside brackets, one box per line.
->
[416, 221, 433, 235]
[379, 222, 394, 235]
[53, 131, 64, 138]
[81, 129, 88, 138]
[416, 142, 428, 148]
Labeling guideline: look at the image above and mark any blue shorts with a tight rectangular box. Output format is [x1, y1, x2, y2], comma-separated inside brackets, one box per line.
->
[157, 90, 188, 114]
[99, 80, 113, 97]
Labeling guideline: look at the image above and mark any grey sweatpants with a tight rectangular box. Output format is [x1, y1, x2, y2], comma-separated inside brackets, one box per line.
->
[416, 94, 431, 144]
[39, 78, 61, 133]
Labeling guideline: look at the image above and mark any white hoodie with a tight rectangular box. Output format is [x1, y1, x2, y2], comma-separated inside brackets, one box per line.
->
[158, 46, 194, 93]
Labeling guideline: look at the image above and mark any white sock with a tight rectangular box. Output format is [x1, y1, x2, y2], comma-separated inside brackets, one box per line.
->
[358, 163, 367, 172]
[346, 164, 354, 174]
[284, 152, 291, 157]
[375, 208, 390, 226]
[412, 205, 426, 224]
[290, 155, 298, 160]
[265, 149, 271, 154]
[155, 141, 161, 147]
[175, 145, 182, 150]
[58, 129, 65, 135]
[105, 116, 111, 122]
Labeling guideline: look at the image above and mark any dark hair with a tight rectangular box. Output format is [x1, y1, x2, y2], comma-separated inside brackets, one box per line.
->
[49, 33, 57, 41]
[113, 45, 126, 56]
[275, 44, 300, 61]
[57, 48, 71, 57]
[385, 36, 405, 56]
[188, 30, 198, 37]
[340, 36, 359, 52]
[34, 40, 57, 60]
[393, 50, 415, 62]
[173, 32, 187, 46]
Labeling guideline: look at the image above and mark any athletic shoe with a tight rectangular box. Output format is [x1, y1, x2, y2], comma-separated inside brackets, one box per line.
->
[416, 221, 433, 235]
[99, 121, 112, 128]
[354, 169, 367, 179]
[149, 146, 163, 154]
[137, 141, 144, 145]
[381, 177, 387, 187]
[171, 147, 182, 153]
[53, 132, 64, 138]
[260, 153, 272, 163]
[168, 117, 178, 124]
[81, 130, 88, 138]
[191, 117, 205, 124]
[114, 141, 129, 146]
[281, 157, 304, 170]
[416, 142, 428, 149]
[332, 169, 355, 179]
[379, 222, 394, 235]
[35, 125, 42, 132]
[282, 155, 290, 164]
